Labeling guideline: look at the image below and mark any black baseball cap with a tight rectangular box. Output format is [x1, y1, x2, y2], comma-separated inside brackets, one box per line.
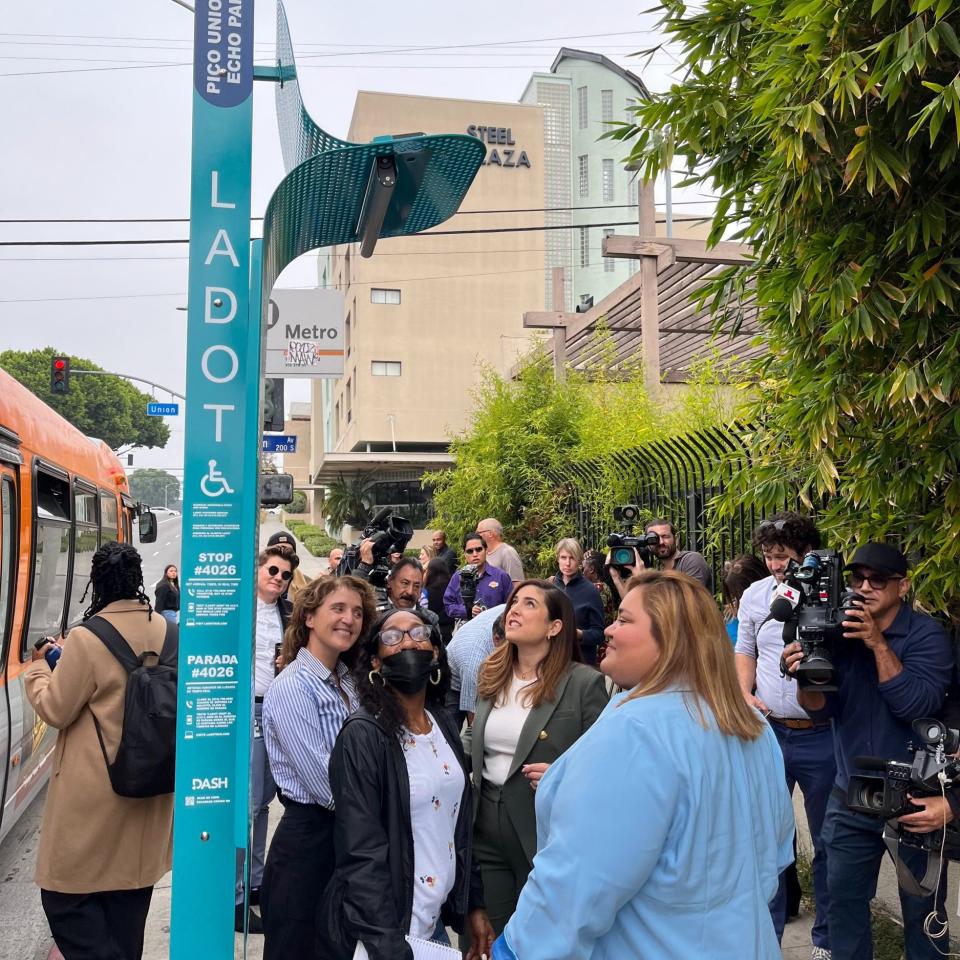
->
[845, 542, 908, 577]
[267, 531, 296, 550]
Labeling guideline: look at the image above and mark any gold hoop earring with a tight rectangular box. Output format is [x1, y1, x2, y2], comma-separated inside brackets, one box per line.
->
[430, 668, 442, 686]
[368, 669, 383, 686]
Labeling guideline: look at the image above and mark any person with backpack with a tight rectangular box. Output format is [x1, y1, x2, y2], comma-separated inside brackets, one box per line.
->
[25, 541, 175, 960]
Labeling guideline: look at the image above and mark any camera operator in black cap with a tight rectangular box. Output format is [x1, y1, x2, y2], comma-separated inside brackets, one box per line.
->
[784, 542, 953, 960]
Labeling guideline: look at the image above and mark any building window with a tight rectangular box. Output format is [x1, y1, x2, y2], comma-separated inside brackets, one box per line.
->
[580, 227, 590, 268]
[603, 228, 616, 273]
[578, 155, 589, 199]
[627, 175, 638, 208]
[371, 288, 401, 304]
[601, 89, 613, 124]
[602, 159, 614, 203]
[345, 313, 351, 357]
[346, 379, 352, 423]
[577, 86, 588, 129]
[372, 360, 401, 377]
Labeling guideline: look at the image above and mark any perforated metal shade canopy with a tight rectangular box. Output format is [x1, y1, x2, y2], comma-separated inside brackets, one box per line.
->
[261, 2, 486, 302]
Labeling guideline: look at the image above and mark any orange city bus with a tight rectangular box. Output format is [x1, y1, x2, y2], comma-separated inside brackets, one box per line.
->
[0, 368, 155, 843]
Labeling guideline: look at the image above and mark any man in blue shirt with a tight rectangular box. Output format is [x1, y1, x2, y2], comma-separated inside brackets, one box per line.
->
[443, 532, 512, 621]
[786, 542, 953, 960]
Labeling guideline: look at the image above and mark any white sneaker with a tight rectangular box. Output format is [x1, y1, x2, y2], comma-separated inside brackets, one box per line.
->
[811, 948, 832, 960]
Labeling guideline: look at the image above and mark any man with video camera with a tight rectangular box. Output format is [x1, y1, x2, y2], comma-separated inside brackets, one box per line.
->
[353, 548, 441, 638]
[785, 542, 953, 960]
[735, 512, 834, 956]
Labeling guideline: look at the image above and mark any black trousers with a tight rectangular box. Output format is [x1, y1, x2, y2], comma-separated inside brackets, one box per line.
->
[40, 886, 153, 960]
[261, 798, 335, 960]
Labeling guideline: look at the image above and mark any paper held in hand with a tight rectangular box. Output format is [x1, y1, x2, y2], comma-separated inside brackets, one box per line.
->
[353, 936, 461, 960]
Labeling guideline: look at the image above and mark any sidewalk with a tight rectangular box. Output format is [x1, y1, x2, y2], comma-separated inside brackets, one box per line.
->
[260, 513, 329, 579]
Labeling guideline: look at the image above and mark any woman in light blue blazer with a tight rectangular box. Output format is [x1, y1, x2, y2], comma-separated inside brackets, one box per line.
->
[493, 570, 795, 960]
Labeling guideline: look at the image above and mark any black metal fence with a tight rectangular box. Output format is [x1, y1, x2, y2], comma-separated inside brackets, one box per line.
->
[550, 424, 792, 591]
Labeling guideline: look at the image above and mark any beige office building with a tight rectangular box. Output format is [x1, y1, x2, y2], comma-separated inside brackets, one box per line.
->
[309, 90, 547, 530]
[306, 70, 711, 533]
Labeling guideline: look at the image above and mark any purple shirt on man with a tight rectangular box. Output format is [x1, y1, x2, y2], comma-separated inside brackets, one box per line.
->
[443, 563, 513, 620]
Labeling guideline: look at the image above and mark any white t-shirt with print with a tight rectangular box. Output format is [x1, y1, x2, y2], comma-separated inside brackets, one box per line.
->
[401, 710, 466, 940]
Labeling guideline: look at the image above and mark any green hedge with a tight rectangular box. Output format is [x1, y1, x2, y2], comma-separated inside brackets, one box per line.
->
[284, 519, 340, 558]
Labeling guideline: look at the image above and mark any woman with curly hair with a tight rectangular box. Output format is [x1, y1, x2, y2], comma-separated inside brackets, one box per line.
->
[260, 574, 376, 960]
[322, 607, 494, 960]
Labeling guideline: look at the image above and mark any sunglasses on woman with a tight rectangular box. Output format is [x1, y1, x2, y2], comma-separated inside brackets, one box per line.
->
[266, 565, 293, 581]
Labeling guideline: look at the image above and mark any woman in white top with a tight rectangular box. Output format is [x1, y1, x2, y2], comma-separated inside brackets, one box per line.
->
[323, 608, 494, 960]
[466, 580, 609, 935]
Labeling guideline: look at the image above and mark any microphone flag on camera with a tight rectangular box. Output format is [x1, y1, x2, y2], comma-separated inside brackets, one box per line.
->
[770, 581, 801, 622]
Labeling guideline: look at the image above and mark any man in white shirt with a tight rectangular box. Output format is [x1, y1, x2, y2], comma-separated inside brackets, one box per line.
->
[735, 512, 834, 959]
[477, 518, 525, 585]
[236, 545, 296, 933]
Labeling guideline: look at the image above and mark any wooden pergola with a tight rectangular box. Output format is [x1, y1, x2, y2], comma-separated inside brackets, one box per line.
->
[523, 187, 763, 389]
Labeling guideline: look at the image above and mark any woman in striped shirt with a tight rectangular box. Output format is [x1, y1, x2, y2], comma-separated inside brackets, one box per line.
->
[260, 574, 376, 960]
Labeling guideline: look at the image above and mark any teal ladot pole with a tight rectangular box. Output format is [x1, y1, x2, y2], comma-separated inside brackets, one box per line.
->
[171, 0, 258, 956]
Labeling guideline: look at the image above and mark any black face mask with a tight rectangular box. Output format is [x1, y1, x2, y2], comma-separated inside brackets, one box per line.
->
[379, 648, 437, 695]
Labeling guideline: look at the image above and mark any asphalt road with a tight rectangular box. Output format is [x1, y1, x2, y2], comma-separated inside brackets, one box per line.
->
[137, 513, 183, 599]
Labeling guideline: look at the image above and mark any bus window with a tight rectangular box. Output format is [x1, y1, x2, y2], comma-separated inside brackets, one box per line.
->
[25, 470, 71, 657]
[1, 477, 14, 661]
[66, 485, 98, 629]
[99, 491, 118, 543]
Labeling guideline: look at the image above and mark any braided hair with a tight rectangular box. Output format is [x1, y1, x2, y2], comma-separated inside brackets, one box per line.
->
[81, 541, 153, 620]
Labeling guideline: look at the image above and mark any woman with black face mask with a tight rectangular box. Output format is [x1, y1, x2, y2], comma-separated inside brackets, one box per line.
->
[321, 608, 494, 960]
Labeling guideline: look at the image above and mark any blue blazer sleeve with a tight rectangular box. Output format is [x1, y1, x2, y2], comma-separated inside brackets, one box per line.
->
[499, 713, 680, 960]
[578, 588, 606, 650]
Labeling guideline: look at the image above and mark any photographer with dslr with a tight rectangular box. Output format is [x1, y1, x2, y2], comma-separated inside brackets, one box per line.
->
[443, 532, 512, 622]
[785, 542, 953, 960]
[735, 512, 834, 956]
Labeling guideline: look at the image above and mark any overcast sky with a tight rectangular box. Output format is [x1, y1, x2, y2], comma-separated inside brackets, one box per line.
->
[0, 0, 691, 478]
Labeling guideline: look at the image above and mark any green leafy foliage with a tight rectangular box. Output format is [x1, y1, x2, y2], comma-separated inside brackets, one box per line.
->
[287, 490, 308, 514]
[618, 0, 960, 620]
[285, 519, 339, 558]
[319, 476, 377, 535]
[0, 347, 170, 451]
[128, 469, 180, 508]
[427, 342, 742, 575]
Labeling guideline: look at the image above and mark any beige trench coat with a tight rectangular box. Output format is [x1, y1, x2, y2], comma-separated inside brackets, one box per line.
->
[24, 599, 174, 894]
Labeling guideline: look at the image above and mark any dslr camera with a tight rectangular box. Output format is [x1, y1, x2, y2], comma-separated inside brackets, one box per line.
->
[337, 507, 413, 609]
[772, 549, 862, 692]
[847, 718, 960, 876]
[606, 505, 660, 576]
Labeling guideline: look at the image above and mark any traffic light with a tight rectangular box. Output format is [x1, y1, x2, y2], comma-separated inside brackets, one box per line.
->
[50, 356, 70, 395]
[263, 378, 284, 432]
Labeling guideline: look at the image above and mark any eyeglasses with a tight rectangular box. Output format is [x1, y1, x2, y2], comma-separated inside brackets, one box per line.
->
[380, 625, 433, 646]
[849, 572, 903, 590]
[266, 565, 293, 582]
[464, 546, 484, 555]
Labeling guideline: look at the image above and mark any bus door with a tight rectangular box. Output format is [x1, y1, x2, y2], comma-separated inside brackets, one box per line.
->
[0, 468, 18, 840]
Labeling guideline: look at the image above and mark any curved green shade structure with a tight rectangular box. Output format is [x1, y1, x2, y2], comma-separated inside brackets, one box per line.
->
[261, 1, 486, 302]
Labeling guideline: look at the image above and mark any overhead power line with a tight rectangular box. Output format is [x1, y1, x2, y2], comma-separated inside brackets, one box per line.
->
[0, 201, 717, 226]
[0, 218, 696, 247]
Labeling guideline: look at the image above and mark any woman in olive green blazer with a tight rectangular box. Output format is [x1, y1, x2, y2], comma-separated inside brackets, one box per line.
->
[465, 579, 609, 935]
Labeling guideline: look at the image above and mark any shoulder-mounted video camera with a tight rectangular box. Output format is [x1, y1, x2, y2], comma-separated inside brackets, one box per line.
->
[771, 548, 862, 692]
[606, 504, 659, 576]
[337, 507, 413, 609]
[847, 718, 960, 892]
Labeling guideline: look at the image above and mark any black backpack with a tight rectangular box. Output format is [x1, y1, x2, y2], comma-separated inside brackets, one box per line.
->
[84, 615, 178, 798]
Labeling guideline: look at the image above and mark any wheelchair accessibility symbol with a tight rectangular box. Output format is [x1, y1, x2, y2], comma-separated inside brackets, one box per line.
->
[200, 459, 235, 498]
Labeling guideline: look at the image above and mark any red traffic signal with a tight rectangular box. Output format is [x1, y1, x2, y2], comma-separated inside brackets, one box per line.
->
[50, 356, 70, 394]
